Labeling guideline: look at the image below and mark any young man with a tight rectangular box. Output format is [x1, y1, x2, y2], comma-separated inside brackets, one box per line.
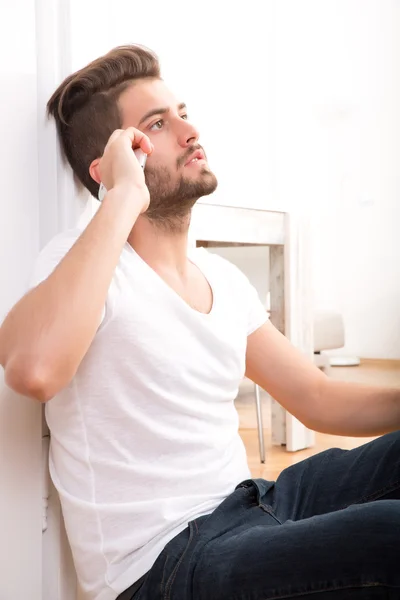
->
[0, 44, 399, 600]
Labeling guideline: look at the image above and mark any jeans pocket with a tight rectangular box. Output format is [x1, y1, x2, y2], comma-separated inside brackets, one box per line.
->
[159, 554, 170, 598]
[163, 520, 197, 600]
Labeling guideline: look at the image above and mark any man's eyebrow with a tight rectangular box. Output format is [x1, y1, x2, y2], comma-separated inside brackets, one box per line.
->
[138, 102, 187, 126]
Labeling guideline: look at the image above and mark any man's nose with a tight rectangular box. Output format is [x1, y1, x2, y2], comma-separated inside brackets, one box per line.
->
[177, 119, 200, 147]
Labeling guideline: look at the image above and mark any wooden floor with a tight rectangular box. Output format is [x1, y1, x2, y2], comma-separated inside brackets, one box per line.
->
[236, 359, 400, 481]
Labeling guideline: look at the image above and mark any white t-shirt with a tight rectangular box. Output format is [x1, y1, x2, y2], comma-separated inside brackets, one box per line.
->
[31, 228, 268, 600]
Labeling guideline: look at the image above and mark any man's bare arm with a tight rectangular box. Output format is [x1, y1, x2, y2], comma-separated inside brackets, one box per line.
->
[310, 378, 400, 436]
[0, 128, 151, 402]
[245, 321, 326, 429]
[245, 321, 400, 436]
[0, 188, 143, 402]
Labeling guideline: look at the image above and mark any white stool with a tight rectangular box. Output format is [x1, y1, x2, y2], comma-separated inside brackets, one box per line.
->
[313, 310, 345, 371]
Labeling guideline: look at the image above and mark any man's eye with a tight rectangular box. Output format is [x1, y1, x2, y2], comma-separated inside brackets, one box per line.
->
[150, 115, 188, 130]
[150, 119, 164, 130]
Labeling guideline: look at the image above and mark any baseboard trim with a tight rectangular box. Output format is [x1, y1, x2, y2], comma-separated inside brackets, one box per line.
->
[359, 358, 400, 367]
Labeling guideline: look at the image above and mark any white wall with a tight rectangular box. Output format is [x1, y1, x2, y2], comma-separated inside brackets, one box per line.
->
[273, 0, 400, 358]
[0, 2, 43, 599]
[0, 1, 85, 598]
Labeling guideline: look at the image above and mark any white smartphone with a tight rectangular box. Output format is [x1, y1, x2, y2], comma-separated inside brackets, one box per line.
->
[98, 148, 147, 202]
[133, 148, 147, 169]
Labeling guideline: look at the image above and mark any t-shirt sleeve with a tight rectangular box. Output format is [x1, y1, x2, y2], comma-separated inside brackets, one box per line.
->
[29, 228, 106, 324]
[246, 278, 269, 336]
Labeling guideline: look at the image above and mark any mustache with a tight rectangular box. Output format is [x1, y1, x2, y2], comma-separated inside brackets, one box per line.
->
[177, 144, 204, 168]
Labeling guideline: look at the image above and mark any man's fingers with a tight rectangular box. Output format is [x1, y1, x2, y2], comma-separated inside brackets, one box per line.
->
[104, 128, 154, 157]
[123, 127, 153, 155]
[108, 129, 124, 144]
[102, 129, 124, 155]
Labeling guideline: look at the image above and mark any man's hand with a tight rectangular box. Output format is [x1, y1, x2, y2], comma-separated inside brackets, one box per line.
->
[99, 127, 153, 213]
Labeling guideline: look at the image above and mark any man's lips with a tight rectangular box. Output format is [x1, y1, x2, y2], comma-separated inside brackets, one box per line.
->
[184, 149, 206, 166]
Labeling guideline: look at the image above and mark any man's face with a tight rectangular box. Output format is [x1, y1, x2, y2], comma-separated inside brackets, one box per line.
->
[118, 79, 218, 226]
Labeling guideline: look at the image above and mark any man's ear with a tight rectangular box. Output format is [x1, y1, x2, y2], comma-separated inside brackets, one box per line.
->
[89, 158, 101, 185]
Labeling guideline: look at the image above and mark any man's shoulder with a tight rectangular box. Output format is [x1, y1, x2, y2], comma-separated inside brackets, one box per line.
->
[30, 227, 84, 289]
[40, 227, 84, 255]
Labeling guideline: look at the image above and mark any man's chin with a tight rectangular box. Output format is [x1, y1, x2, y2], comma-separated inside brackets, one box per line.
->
[143, 168, 218, 227]
[195, 170, 218, 197]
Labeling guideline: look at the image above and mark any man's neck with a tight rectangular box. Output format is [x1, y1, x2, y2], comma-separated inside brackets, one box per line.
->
[127, 212, 191, 275]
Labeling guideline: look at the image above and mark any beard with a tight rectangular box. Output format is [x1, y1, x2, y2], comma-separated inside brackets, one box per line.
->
[143, 158, 218, 231]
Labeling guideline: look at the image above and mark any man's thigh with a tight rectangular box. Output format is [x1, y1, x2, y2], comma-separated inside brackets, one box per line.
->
[192, 499, 400, 600]
[270, 430, 400, 521]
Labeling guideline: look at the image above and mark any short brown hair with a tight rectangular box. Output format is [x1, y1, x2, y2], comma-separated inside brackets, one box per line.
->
[47, 44, 161, 197]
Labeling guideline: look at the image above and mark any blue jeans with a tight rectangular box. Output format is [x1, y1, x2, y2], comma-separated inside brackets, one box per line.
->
[122, 431, 400, 599]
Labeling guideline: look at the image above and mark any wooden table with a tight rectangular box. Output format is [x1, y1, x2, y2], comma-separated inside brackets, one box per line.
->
[190, 202, 315, 452]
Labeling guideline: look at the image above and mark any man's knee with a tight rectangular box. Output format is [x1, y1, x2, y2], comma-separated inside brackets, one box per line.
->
[345, 500, 400, 550]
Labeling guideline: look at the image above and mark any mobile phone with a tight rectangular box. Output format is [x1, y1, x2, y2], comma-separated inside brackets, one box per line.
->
[134, 148, 147, 169]
[98, 148, 147, 202]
